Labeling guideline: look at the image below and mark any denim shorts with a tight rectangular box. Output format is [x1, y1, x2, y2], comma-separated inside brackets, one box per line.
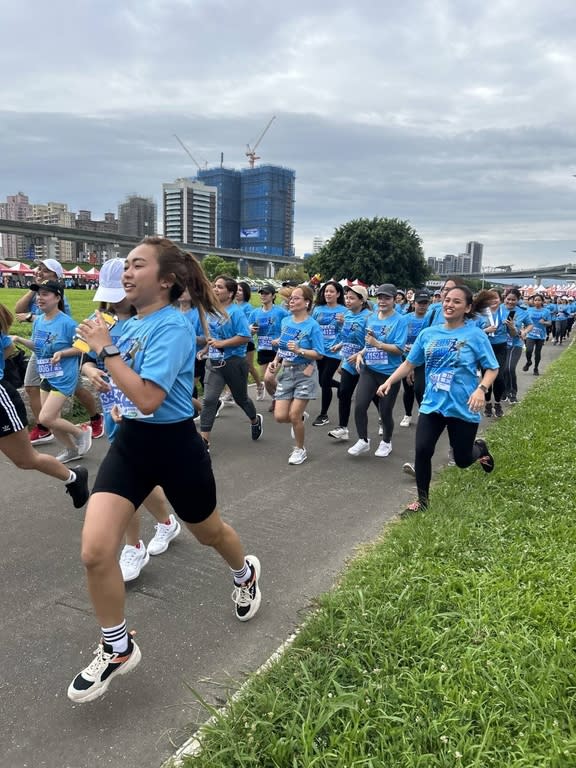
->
[275, 363, 319, 401]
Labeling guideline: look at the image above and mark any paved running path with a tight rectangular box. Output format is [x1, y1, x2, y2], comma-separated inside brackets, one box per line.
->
[0, 341, 564, 768]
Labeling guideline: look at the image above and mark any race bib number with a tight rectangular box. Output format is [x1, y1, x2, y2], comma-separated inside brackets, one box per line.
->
[37, 357, 64, 379]
[208, 345, 225, 361]
[365, 348, 388, 365]
[321, 326, 336, 340]
[258, 335, 273, 351]
[341, 342, 360, 359]
[101, 383, 153, 419]
[280, 349, 296, 362]
[430, 368, 455, 391]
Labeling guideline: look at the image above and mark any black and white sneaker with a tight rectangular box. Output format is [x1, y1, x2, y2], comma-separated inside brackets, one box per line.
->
[65, 467, 89, 509]
[67, 632, 141, 703]
[475, 438, 495, 473]
[251, 413, 263, 441]
[312, 414, 330, 427]
[232, 555, 261, 621]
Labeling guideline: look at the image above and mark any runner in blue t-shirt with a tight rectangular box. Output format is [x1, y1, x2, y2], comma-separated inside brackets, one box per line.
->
[501, 288, 532, 403]
[378, 285, 499, 514]
[81, 258, 182, 583]
[349, 284, 408, 459]
[11, 281, 92, 464]
[67, 238, 262, 705]
[522, 294, 551, 375]
[198, 276, 263, 449]
[249, 285, 289, 408]
[0, 301, 88, 509]
[474, 289, 508, 418]
[311, 280, 345, 426]
[236, 281, 264, 400]
[269, 284, 324, 465]
[327, 285, 373, 441]
[399, 290, 431, 428]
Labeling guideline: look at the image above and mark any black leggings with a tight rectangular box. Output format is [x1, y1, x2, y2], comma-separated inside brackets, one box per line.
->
[415, 411, 481, 506]
[484, 342, 507, 402]
[317, 356, 341, 416]
[354, 368, 401, 442]
[337, 369, 359, 428]
[503, 346, 522, 398]
[402, 365, 425, 416]
[525, 338, 544, 369]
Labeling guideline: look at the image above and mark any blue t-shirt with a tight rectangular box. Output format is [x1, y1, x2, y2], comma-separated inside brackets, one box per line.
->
[503, 306, 530, 348]
[312, 305, 343, 359]
[109, 305, 195, 424]
[333, 308, 373, 375]
[206, 303, 251, 362]
[183, 307, 204, 338]
[404, 313, 427, 350]
[237, 301, 253, 321]
[0, 333, 11, 381]
[362, 312, 408, 374]
[408, 324, 498, 422]
[277, 315, 324, 365]
[422, 302, 445, 327]
[526, 307, 551, 340]
[249, 305, 289, 351]
[31, 311, 79, 396]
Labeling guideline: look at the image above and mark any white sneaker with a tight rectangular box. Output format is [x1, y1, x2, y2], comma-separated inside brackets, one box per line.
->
[56, 447, 81, 464]
[221, 392, 234, 405]
[75, 425, 92, 456]
[402, 462, 416, 477]
[147, 514, 182, 555]
[215, 399, 224, 418]
[290, 411, 309, 439]
[378, 424, 383, 436]
[288, 446, 308, 465]
[447, 447, 456, 466]
[374, 440, 392, 457]
[256, 383, 265, 401]
[328, 426, 350, 441]
[347, 438, 370, 456]
[119, 541, 150, 582]
[400, 415, 412, 427]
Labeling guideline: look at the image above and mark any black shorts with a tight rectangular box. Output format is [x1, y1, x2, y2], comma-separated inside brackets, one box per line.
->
[247, 340, 256, 353]
[257, 349, 276, 365]
[92, 417, 217, 524]
[0, 379, 28, 438]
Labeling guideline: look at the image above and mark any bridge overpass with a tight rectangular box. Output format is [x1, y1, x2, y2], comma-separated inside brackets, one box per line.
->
[0, 219, 301, 278]
[455, 264, 576, 281]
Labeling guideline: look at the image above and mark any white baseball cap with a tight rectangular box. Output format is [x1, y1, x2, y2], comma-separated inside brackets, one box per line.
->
[37, 258, 63, 279]
[94, 258, 126, 303]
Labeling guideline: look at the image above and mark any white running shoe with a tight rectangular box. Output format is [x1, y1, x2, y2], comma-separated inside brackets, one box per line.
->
[400, 415, 412, 427]
[56, 447, 81, 464]
[374, 440, 392, 457]
[290, 411, 309, 439]
[288, 446, 308, 465]
[256, 382, 265, 401]
[347, 438, 370, 456]
[232, 555, 261, 621]
[378, 424, 383, 436]
[119, 542, 150, 582]
[402, 462, 416, 477]
[75, 425, 93, 456]
[147, 514, 182, 555]
[67, 633, 141, 703]
[328, 426, 350, 441]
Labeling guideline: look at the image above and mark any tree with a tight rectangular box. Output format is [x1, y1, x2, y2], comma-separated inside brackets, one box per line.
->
[308, 217, 429, 288]
[201, 255, 239, 280]
[275, 264, 309, 283]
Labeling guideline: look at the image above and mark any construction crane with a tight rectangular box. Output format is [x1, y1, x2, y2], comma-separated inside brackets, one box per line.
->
[173, 134, 207, 171]
[245, 116, 276, 168]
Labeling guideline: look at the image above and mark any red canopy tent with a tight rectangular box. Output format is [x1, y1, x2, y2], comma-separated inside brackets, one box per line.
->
[0, 261, 35, 275]
[64, 266, 87, 276]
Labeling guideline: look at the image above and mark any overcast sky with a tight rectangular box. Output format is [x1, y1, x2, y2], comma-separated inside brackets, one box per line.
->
[2, 0, 576, 268]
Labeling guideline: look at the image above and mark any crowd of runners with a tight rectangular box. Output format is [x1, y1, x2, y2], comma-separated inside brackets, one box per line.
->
[0, 239, 571, 704]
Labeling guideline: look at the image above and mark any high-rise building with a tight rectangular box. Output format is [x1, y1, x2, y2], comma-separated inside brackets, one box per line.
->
[239, 165, 295, 257]
[466, 241, 483, 273]
[27, 202, 76, 262]
[0, 192, 32, 260]
[196, 168, 241, 249]
[118, 195, 157, 239]
[76, 211, 119, 262]
[162, 179, 217, 246]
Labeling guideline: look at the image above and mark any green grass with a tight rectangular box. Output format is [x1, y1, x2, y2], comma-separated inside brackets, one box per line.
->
[178, 347, 576, 768]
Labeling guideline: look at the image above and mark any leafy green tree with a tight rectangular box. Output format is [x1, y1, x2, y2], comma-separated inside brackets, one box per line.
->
[275, 265, 309, 283]
[308, 217, 429, 287]
[201, 255, 238, 280]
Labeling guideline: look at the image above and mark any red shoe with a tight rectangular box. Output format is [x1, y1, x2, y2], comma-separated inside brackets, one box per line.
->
[90, 414, 104, 439]
[29, 425, 55, 445]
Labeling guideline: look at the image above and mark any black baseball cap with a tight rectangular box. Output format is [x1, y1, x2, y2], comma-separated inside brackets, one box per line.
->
[375, 283, 396, 297]
[258, 284, 276, 294]
[414, 290, 431, 302]
[30, 280, 63, 296]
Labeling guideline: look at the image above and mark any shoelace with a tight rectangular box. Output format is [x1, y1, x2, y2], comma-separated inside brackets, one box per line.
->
[83, 644, 115, 679]
[152, 523, 173, 542]
[120, 547, 144, 566]
[231, 581, 254, 607]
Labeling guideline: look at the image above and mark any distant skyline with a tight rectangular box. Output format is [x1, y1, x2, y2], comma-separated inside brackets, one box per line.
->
[1, 1, 576, 268]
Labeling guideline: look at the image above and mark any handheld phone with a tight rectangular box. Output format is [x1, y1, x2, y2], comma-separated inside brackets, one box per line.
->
[508, 310, 516, 320]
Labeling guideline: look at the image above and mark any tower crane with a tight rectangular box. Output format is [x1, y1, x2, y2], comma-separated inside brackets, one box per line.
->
[245, 115, 276, 168]
[173, 134, 207, 171]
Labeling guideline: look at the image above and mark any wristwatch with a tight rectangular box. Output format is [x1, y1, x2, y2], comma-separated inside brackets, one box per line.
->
[477, 383, 489, 393]
[99, 344, 121, 360]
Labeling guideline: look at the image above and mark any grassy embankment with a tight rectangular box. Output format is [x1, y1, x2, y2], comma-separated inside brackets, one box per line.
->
[178, 346, 576, 768]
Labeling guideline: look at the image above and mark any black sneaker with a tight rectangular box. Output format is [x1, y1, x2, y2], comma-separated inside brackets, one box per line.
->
[66, 467, 89, 509]
[522, 362, 531, 372]
[475, 438, 495, 473]
[508, 394, 518, 404]
[251, 413, 263, 441]
[533, 368, 539, 376]
[232, 555, 262, 621]
[312, 414, 330, 427]
[494, 402, 503, 418]
[484, 402, 493, 417]
[67, 633, 141, 703]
